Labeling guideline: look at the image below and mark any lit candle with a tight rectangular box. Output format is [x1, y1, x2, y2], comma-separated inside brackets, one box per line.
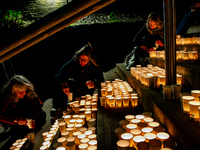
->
[116, 140, 130, 150]
[123, 97, 130, 107]
[133, 135, 145, 148]
[182, 96, 195, 114]
[141, 127, 153, 136]
[73, 131, 81, 145]
[130, 96, 138, 107]
[144, 133, 156, 142]
[121, 133, 133, 147]
[78, 143, 88, 150]
[125, 124, 137, 133]
[115, 97, 123, 108]
[130, 129, 142, 136]
[191, 90, 200, 101]
[130, 119, 141, 125]
[148, 122, 160, 128]
[189, 101, 200, 122]
[156, 132, 170, 142]
[125, 115, 135, 122]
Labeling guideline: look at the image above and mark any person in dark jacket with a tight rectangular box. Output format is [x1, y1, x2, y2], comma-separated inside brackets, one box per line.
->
[125, 12, 164, 69]
[0, 75, 46, 139]
[52, 42, 105, 121]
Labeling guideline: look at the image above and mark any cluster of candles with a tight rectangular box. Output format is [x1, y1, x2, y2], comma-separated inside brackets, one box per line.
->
[176, 37, 200, 45]
[149, 50, 198, 61]
[130, 65, 182, 88]
[100, 79, 138, 108]
[9, 137, 28, 150]
[115, 112, 177, 150]
[180, 90, 200, 123]
[40, 93, 98, 150]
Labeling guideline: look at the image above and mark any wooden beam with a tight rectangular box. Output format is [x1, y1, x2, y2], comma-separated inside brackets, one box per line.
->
[0, 0, 101, 56]
[0, 0, 116, 63]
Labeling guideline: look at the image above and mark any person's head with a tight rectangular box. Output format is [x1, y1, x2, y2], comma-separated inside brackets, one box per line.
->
[73, 42, 98, 67]
[1, 75, 35, 103]
[146, 12, 163, 30]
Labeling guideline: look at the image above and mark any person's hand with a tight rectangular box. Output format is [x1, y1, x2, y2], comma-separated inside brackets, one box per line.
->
[63, 87, 70, 95]
[86, 81, 95, 89]
[14, 118, 27, 125]
[156, 40, 164, 47]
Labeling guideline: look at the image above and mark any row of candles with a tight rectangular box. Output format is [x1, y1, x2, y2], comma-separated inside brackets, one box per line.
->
[40, 93, 99, 150]
[130, 65, 182, 88]
[9, 137, 28, 150]
[149, 50, 199, 61]
[180, 90, 200, 124]
[176, 37, 200, 45]
[115, 112, 177, 150]
[100, 79, 138, 108]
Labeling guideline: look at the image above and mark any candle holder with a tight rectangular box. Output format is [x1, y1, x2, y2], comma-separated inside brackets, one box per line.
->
[116, 140, 130, 150]
[191, 90, 200, 101]
[182, 96, 195, 114]
[189, 101, 200, 121]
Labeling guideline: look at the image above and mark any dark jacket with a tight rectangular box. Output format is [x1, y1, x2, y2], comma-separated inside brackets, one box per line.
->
[58, 59, 105, 97]
[0, 93, 43, 125]
[134, 24, 164, 51]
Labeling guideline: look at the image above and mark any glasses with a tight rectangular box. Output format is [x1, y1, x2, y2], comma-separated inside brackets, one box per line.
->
[79, 58, 89, 63]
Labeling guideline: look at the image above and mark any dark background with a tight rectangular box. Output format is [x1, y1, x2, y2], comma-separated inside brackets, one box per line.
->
[0, 0, 199, 101]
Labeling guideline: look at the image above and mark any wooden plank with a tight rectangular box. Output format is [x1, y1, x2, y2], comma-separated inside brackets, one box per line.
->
[0, 0, 101, 57]
[0, 0, 116, 63]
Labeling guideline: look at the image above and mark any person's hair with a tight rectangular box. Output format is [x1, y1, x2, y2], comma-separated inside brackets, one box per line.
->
[1, 75, 35, 102]
[146, 12, 164, 38]
[73, 42, 98, 66]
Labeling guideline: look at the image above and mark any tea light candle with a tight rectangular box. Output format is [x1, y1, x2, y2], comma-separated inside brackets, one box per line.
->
[85, 111, 91, 121]
[87, 146, 97, 150]
[66, 127, 74, 137]
[79, 115, 86, 125]
[182, 96, 195, 114]
[153, 126, 165, 134]
[189, 101, 200, 121]
[130, 96, 138, 107]
[125, 124, 137, 133]
[84, 130, 93, 138]
[88, 134, 97, 140]
[141, 127, 153, 136]
[133, 135, 145, 148]
[78, 143, 88, 150]
[107, 96, 115, 108]
[143, 117, 154, 123]
[123, 97, 130, 107]
[66, 136, 76, 143]
[158, 76, 165, 86]
[149, 51, 156, 58]
[75, 124, 83, 132]
[63, 115, 71, 124]
[91, 108, 97, 118]
[115, 97, 123, 108]
[61, 131, 70, 138]
[148, 122, 160, 128]
[121, 133, 133, 147]
[176, 74, 182, 85]
[191, 90, 200, 101]
[135, 115, 145, 120]
[116, 140, 130, 150]
[125, 115, 135, 122]
[42, 132, 49, 140]
[182, 51, 189, 60]
[57, 137, 67, 147]
[176, 51, 182, 60]
[80, 138, 89, 144]
[88, 140, 97, 146]
[130, 129, 142, 137]
[130, 119, 141, 125]
[40, 145, 48, 150]
[78, 127, 87, 134]
[73, 131, 81, 145]
[88, 127, 96, 134]
[156, 132, 170, 141]
[144, 133, 156, 142]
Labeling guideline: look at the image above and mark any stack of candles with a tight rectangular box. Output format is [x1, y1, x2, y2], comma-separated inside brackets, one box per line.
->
[9, 138, 28, 150]
[180, 90, 200, 124]
[100, 79, 138, 108]
[176, 37, 200, 45]
[149, 50, 199, 61]
[130, 65, 183, 88]
[40, 93, 98, 150]
[116, 112, 177, 150]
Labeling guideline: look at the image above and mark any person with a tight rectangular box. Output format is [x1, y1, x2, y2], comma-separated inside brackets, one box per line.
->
[125, 12, 164, 70]
[52, 42, 105, 121]
[176, 2, 200, 36]
[0, 75, 46, 139]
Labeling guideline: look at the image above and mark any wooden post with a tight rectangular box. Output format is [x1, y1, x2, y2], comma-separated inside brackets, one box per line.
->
[163, 0, 177, 85]
[0, 0, 101, 57]
[0, 0, 116, 63]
